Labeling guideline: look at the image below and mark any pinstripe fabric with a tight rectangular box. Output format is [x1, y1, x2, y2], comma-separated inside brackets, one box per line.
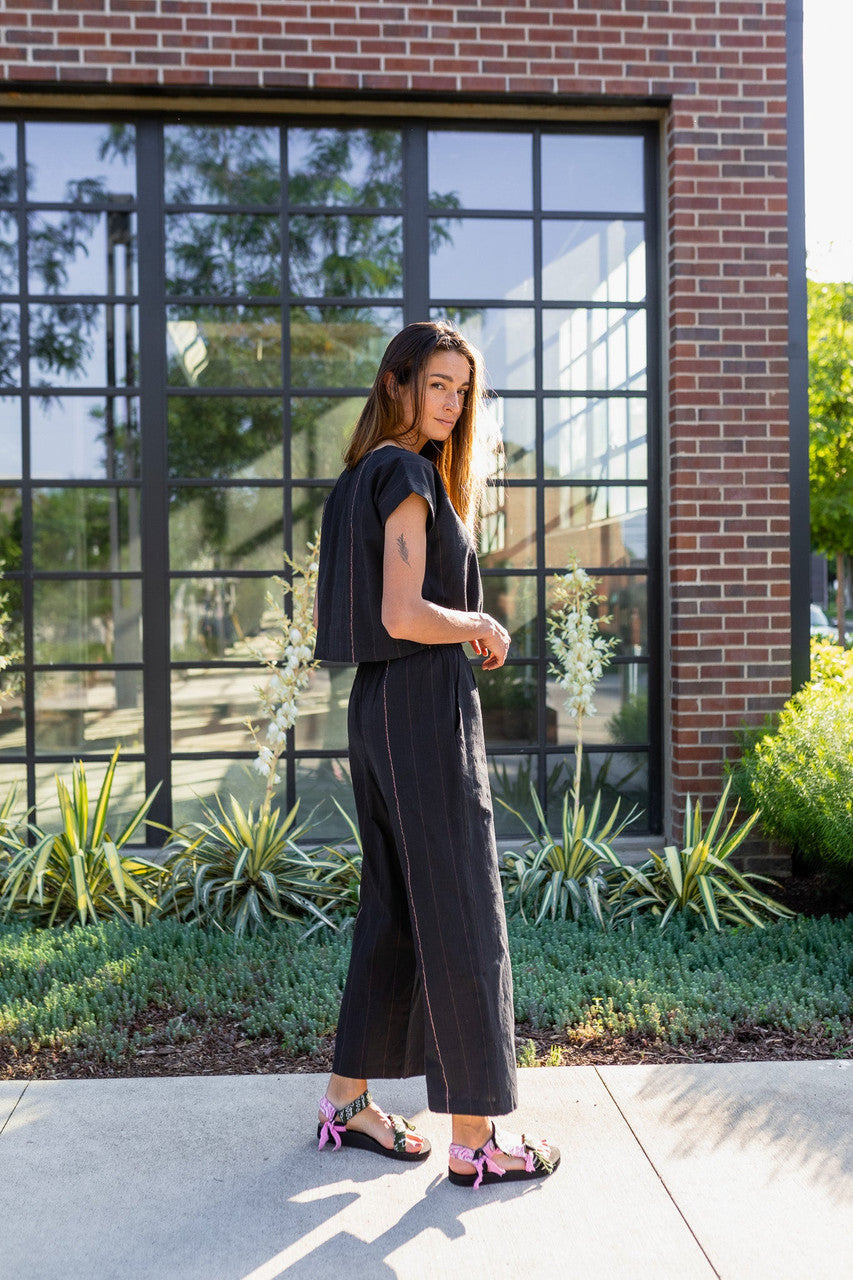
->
[332, 644, 518, 1117]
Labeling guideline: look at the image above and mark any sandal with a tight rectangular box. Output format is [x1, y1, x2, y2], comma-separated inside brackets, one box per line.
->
[448, 1121, 559, 1188]
[317, 1089, 431, 1162]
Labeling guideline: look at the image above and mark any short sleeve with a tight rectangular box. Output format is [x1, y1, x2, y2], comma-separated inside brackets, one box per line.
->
[373, 453, 436, 530]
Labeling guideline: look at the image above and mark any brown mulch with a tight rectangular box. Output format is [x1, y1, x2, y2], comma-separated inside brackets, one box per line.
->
[2, 872, 850, 1081]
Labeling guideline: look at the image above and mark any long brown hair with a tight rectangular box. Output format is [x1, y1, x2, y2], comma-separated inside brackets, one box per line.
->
[343, 319, 486, 531]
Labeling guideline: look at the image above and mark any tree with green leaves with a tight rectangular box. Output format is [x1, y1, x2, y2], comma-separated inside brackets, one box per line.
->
[808, 280, 853, 644]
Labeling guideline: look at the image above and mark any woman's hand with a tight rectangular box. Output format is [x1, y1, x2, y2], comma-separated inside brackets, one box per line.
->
[471, 614, 511, 670]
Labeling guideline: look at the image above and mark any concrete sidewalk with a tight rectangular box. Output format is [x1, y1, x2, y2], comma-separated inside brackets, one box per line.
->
[1, 1062, 850, 1280]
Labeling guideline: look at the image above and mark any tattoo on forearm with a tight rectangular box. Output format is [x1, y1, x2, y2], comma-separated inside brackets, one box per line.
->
[396, 533, 410, 565]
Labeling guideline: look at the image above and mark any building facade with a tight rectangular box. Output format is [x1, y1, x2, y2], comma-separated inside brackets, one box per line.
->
[0, 0, 807, 865]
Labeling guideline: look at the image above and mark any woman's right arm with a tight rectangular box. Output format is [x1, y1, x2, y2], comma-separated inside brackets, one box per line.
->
[381, 493, 511, 669]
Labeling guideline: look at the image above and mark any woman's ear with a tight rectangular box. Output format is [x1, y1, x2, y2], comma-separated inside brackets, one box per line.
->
[383, 371, 398, 399]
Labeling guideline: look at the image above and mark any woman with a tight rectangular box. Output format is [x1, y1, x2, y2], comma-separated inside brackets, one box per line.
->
[313, 320, 559, 1189]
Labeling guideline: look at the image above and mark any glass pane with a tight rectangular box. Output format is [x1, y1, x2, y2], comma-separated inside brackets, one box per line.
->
[543, 397, 647, 481]
[479, 486, 535, 570]
[292, 486, 330, 560]
[0, 209, 18, 292]
[487, 754, 539, 838]
[0, 305, 20, 388]
[169, 486, 283, 572]
[293, 665, 355, 753]
[30, 396, 139, 480]
[28, 210, 136, 296]
[545, 750, 648, 830]
[164, 125, 280, 205]
[543, 308, 646, 392]
[541, 134, 645, 214]
[170, 576, 280, 661]
[475, 662, 538, 747]
[547, 573, 648, 658]
[171, 755, 276, 827]
[435, 308, 535, 391]
[428, 131, 532, 211]
[33, 578, 142, 663]
[544, 488, 647, 569]
[290, 306, 403, 388]
[430, 218, 533, 301]
[542, 220, 645, 303]
[165, 212, 280, 297]
[289, 214, 402, 299]
[0, 123, 17, 201]
[294, 757, 357, 840]
[32, 487, 140, 572]
[548, 665, 648, 748]
[166, 306, 281, 390]
[0, 681, 25, 757]
[171, 668, 260, 754]
[0, 765, 27, 802]
[35, 759, 149, 843]
[288, 127, 402, 208]
[25, 123, 137, 203]
[33, 669, 143, 755]
[0, 487, 23, 569]
[168, 396, 282, 481]
[481, 396, 535, 480]
[480, 574, 537, 658]
[0, 399, 21, 478]
[30, 303, 137, 389]
[291, 396, 364, 479]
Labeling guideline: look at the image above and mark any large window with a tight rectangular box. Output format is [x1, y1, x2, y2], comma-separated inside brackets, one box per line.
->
[0, 116, 660, 838]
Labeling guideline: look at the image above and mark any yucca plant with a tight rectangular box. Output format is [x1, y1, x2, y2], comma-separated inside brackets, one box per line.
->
[320, 797, 363, 916]
[0, 747, 163, 928]
[499, 784, 637, 927]
[588, 779, 794, 931]
[159, 795, 354, 938]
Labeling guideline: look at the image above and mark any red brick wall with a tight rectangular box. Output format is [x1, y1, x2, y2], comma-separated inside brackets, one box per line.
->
[0, 0, 794, 848]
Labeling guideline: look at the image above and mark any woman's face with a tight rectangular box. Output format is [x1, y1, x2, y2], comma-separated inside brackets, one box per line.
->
[395, 350, 471, 451]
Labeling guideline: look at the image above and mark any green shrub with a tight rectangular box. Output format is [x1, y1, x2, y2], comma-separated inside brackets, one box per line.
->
[732, 643, 853, 874]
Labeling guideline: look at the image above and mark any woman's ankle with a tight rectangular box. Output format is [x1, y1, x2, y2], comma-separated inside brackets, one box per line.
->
[451, 1115, 493, 1150]
[325, 1073, 369, 1108]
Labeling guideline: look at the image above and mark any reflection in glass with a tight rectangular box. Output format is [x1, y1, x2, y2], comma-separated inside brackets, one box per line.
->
[168, 397, 281, 481]
[32, 487, 140, 573]
[166, 212, 280, 297]
[171, 668, 263, 753]
[479, 486, 535, 570]
[291, 396, 364, 479]
[293, 665, 355, 753]
[475, 662, 538, 747]
[548, 665, 648, 747]
[294, 757, 357, 839]
[289, 214, 402, 298]
[544, 488, 647, 569]
[541, 134, 644, 214]
[487, 754, 539, 838]
[0, 487, 23, 569]
[480, 397, 535, 479]
[430, 218, 533, 301]
[30, 303, 137, 389]
[0, 124, 17, 201]
[428, 131, 532, 211]
[28, 210, 136, 297]
[30, 396, 139, 480]
[36, 760, 148, 842]
[542, 308, 646, 392]
[169, 486, 283, 572]
[164, 125, 280, 205]
[0, 209, 17, 292]
[290, 307, 402, 388]
[480, 574, 537, 658]
[289, 128, 402, 208]
[33, 578, 142, 664]
[0, 681, 24, 756]
[170, 577, 280, 661]
[0, 305, 20, 387]
[0, 400, 21, 478]
[166, 306, 280, 389]
[292, 486, 330, 561]
[25, 123, 137, 203]
[545, 750, 647, 829]
[546, 573, 647, 658]
[543, 397, 647, 481]
[542, 220, 645, 303]
[34, 669, 143, 754]
[435, 308, 535, 390]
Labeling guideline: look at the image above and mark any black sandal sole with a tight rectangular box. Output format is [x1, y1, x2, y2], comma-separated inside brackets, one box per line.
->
[447, 1149, 561, 1187]
[316, 1124, 431, 1162]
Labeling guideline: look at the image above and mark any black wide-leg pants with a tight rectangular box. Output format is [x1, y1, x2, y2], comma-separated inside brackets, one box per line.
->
[332, 645, 518, 1116]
